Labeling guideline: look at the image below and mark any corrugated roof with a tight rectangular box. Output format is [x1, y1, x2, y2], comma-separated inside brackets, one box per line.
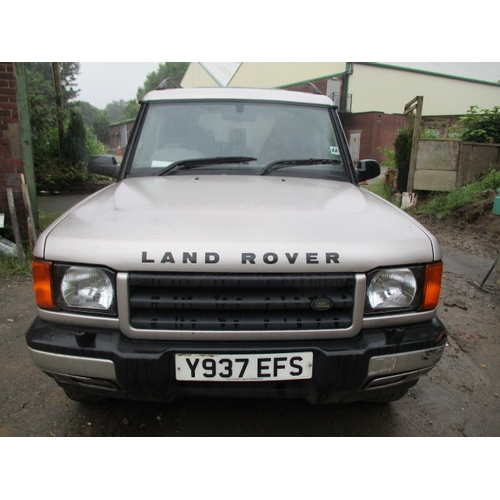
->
[381, 62, 500, 84]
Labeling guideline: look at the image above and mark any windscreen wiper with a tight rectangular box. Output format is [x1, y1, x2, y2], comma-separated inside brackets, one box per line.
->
[159, 156, 257, 176]
[260, 158, 342, 176]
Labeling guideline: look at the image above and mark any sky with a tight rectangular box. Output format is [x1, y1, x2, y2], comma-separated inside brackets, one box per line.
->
[77, 62, 160, 109]
[76, 62, 500, 110]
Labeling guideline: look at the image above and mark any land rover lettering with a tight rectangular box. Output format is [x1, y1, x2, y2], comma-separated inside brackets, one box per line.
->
[239, 252, 340, 265]
[141, 251, 220, 264]
[142, 251, 341, 265]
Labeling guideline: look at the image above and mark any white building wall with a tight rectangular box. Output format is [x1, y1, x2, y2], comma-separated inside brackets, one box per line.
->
[181, 62, 500, 117]
[181, 63, 220, 87]
[229, 62, 346, 88]
[350, 64, 500, 115]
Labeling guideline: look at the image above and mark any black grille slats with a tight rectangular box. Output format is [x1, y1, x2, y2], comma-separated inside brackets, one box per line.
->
[128, 273, 355, 332]
[129, 288, 353, 310]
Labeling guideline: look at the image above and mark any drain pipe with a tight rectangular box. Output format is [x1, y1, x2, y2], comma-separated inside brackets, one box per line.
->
[341, 62, 354, 114]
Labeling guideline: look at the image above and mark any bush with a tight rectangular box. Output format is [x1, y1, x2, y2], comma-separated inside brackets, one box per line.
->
[394, 129, 412, 168]
[35, 119, 105, 192]
[457, 106, 500, 144]
[378, 146, 396, 168]
[35, 162, 97, 192]
[85, 126, 105, 160]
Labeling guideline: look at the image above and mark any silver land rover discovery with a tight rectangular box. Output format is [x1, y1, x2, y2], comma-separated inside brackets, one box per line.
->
[26, 86, 446, 404]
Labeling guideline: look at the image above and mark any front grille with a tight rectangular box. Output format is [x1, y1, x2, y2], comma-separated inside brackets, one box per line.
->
[128, 273, 355, 332]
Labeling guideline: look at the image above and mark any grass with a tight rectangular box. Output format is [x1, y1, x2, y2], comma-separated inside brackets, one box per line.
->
[362, 179, 394, 201]
[38, 210, 59, 232]
[362, 167, 398, 204]
[363, 167, 500, 218]
[0, 252, 32, 278]
[418, 168, 500, 218]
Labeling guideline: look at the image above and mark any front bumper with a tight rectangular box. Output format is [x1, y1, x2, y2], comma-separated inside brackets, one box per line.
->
[26, 317, 447, 404]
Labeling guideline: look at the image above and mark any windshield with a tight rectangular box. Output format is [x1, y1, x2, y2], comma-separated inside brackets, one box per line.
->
[128, 101, 349, 180]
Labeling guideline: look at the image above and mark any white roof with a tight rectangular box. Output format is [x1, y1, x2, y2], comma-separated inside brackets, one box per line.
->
[142, 86, 335, 106]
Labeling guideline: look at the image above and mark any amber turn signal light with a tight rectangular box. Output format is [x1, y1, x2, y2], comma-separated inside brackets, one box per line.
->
[32, 260, 56, 310]
[420, 261, 443, 311]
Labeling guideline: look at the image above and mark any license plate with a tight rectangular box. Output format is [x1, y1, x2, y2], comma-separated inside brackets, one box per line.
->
[175, 352, 313, 382]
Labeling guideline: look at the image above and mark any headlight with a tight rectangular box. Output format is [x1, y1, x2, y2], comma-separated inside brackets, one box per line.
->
[54, 265, 117, 315]
[365, 267, 423, 314]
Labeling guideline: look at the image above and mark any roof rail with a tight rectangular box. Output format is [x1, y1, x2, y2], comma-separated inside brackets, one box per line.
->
[156, 78, 183, 90]
[293, 82, 323, 95]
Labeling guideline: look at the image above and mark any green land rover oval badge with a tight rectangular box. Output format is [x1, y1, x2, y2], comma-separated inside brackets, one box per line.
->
[310, 297, 334, 311]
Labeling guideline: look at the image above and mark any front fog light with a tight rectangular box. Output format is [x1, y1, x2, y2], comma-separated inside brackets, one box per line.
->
[366, 268, 420, 312]
[58, 266, 115, 313]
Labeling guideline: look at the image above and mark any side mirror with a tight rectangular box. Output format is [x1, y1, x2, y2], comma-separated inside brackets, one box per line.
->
[88, 155, 120, 178]
[356, 159, 381, 183]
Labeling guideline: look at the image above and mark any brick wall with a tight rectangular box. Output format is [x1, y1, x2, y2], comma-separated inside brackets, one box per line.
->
[344, 112, 405, 164]
[0, 62, 26, 236]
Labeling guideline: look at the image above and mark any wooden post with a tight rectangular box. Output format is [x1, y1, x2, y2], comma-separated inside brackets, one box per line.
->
[21, 174, 37, 250]
[52, 62, 65, 155]
[14, 63, 38, 226]
[404, 96, 423, 193]
[6, 188, 26, 266]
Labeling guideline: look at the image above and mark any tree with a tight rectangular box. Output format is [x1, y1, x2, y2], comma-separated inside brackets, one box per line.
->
[24, 63, 107, 191]
[52, 62, 66, 149]
[123, 99, 140, 120]
[100, 64, 189, 124]
[25, 62, 81, 162]
[91, 110, 111, 144]
[72, 101, 110, 144]
[58, 62, 80, 101]
[105, 99, 128, 123]
[62, 110, 87, 167]
[26, 62, 80, 101]
[74, 100, 101, 128]
[104, 98, 140, 124]
[136, 62, 189, 100]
